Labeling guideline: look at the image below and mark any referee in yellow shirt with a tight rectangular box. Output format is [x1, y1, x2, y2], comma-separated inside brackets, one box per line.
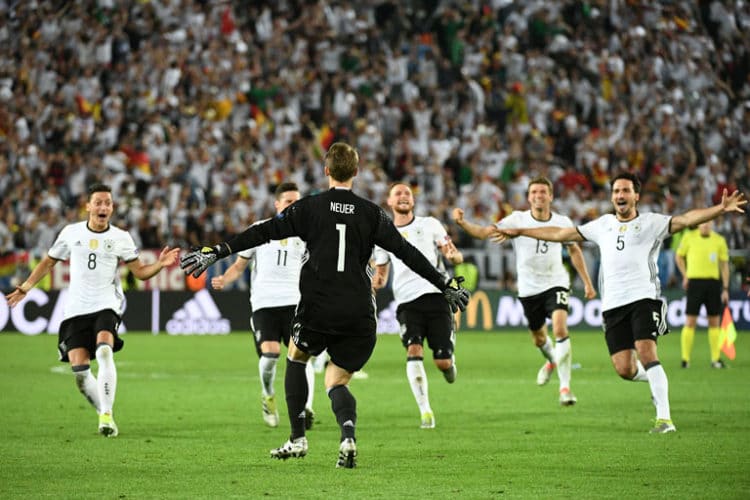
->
[675, 221, 730, 368]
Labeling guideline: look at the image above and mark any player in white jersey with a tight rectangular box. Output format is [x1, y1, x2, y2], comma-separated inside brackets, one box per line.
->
[5, 183, 179, 437]
[493, 172, 747, 433]
[452, 176, 596, 406]
[372, 182, 464, 429]
[211, 183, 316, 429]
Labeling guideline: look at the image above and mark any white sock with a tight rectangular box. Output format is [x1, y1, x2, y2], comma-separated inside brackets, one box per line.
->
[259, 353, 279, 397]
[305, 359, 315, 410]
[632, 359, 649, 382]
[73, 365, 100, 412]
[554, 337, 572, 390]
[312, 350, 329, 373]
[539, 336, 555, 364]
[645, 362, 671, 420]
[406, 357, 431, 413]
[95, 344, 117, 415]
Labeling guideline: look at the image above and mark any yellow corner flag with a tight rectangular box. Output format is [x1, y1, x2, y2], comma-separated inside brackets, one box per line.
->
[720, 306, 737, 360]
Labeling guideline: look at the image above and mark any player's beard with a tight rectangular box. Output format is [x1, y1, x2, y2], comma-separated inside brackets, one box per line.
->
[393, 204, 413, 216]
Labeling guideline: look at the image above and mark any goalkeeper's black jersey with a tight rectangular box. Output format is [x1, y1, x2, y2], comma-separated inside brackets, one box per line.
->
[226, 187, 447, 336]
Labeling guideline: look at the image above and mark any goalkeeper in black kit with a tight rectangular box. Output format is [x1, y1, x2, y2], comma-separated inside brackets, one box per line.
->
[181, 142, 469, 469]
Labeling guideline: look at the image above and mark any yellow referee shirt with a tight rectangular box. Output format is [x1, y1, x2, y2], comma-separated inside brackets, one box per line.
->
[676, 229, 729, 279]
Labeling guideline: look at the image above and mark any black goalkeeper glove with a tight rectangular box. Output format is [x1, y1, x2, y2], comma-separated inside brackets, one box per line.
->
[180, 243, 231, 278]
[443, 276, 470, 313]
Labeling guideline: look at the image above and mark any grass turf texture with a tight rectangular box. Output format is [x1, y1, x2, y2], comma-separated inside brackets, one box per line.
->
[1, 330, 748, 499]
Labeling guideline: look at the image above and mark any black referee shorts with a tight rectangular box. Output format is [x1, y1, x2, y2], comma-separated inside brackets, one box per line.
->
[685, 279, 722, 316]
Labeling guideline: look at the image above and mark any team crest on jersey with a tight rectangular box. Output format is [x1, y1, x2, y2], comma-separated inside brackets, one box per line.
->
[618, 225, 627, 233]
[89, 239, 99, 250]
[279, 239, 288, 246]
[632, 223, 641, 233]
[400, 231, 408, 239]
[104, 239, 115, 252]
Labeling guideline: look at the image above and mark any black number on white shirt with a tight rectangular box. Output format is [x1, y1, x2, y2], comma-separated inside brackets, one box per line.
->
[536, 240, 549, 254]
[88, 253, 97, 270]
[276, 249, 288, 266]
[616, 234, 625, 250]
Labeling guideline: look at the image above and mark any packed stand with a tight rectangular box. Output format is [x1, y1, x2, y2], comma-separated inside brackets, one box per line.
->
[0, 0, 748, 291]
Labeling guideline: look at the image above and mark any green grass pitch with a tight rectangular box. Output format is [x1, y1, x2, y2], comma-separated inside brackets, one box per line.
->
[1, 329, 749, 499]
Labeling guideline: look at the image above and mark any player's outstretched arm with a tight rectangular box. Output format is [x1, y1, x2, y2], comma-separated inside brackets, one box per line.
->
[5, 255, 58, 307]
[183, 207, 301, 278]
[671, 189, 746, 234]
[129, 246, 180, 281]
[451, 208, 495, 240]
[491, 225, 581, 243]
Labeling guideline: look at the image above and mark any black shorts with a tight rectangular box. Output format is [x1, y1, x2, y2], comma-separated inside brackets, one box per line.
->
[251, 306, 295, 354]
[291, 324, 376, 373]
[519, 287, 570, 331]
[685, 279, 722, 316]
[396, 294, 455, 360]
[58, 309, 123, 362]
[602, 299, 669, 355]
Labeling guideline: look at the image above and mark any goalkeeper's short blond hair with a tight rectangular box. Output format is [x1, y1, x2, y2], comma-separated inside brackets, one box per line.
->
[325, 143, 359, 182]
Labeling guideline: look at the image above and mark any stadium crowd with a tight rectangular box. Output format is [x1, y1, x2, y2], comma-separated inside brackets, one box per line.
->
[0, 0, 748, 290]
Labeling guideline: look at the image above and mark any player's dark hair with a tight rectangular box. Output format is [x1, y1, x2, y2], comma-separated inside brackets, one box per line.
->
[87, 183, 112, 200]
[275, 182, 299, 199]
[526, 176, 553, 196]
[610, 172, 641, 193]
[325, 142, 359, 182]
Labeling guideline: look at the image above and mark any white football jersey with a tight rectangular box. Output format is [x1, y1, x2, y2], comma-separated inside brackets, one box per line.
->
[47, 221, 139, 319]
[578, 212, 670, 311]
[496, 210, 573, 297]
[373, 216, 449, 305]
[238, 219, 305, 311]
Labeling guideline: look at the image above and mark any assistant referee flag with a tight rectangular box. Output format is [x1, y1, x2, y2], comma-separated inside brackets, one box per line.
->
[720, 306, 737, 360]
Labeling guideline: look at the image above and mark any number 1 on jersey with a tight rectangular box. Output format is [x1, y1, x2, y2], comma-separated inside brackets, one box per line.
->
[335, 224, 346, 272]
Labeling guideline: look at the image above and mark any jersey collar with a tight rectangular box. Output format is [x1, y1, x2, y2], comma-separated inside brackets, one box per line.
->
[615, 210, 640, 223]
[86, 222, 111, 233]
[395, 213, 416, 228]
[530, 211, 552, 223]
